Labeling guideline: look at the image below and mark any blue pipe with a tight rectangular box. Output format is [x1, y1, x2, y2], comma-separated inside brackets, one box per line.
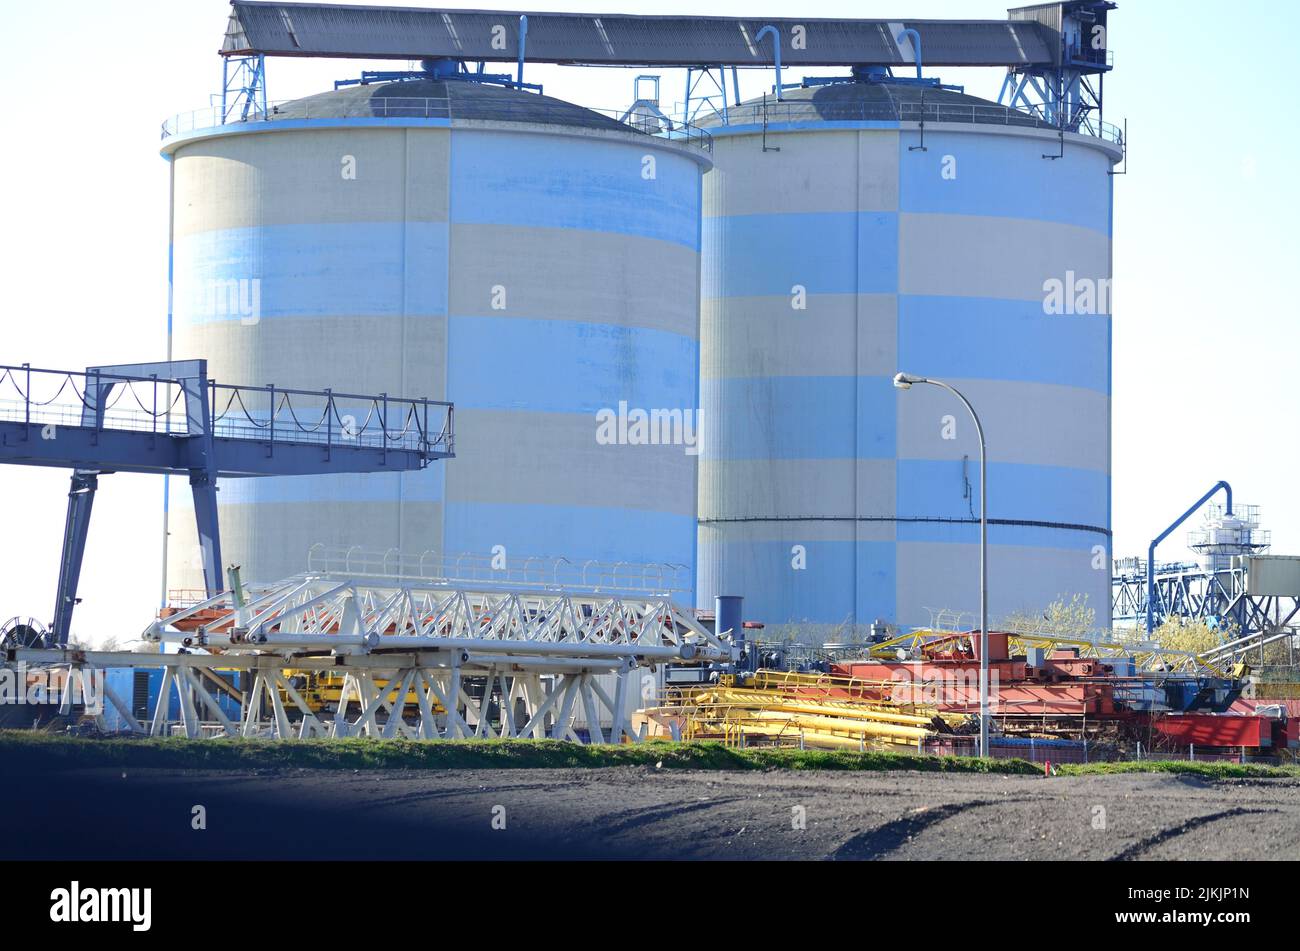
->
[897, 28, 924, 80]
[755, 25, 782, 101]
[517, 15, 528, 88]
[1146, 481, 1233, 635]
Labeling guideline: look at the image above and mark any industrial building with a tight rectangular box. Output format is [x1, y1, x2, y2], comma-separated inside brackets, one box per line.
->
[162, 1, 1121, 638]
[11, 1, 1297, 763]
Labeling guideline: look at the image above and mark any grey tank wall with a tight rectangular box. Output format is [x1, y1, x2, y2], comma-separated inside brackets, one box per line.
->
[165, 114, 707, 590]
[697, 119, 1115, 637]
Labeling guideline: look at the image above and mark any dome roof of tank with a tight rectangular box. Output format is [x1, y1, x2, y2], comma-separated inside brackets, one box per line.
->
[698, 81, 1052, 131]
[271, 79, 631, 132]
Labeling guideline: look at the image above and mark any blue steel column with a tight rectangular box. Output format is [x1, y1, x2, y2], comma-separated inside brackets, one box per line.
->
[181, 363, 224, 598]
[716, 595, 745, 669]
[190, 471, 224, 598]
[51, 471, 99, 646]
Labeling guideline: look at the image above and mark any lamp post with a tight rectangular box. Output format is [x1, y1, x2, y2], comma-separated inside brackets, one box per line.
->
[894, 372, 989, 758]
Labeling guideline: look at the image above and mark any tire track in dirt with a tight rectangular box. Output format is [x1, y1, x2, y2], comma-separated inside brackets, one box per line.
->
[831, 798, 1031, 860]
[1107, 807, 1279, 861]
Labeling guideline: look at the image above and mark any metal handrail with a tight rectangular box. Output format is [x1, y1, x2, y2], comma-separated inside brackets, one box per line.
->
[304, 545, 692, 597]
[720, 97, 1123, 146]
[0, 364, 453, 458]
[161, 97, 714, 152]
[164, 93, 1121, 149]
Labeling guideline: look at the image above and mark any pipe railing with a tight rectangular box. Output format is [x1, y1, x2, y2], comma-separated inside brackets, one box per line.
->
[161, 97, 714, 152]
[0, 364, 453, 458]
[722, 97, 1123, 146]
[304, 545, 692, 597]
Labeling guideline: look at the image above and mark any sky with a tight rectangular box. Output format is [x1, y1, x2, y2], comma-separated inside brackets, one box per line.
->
[0, 0, 1297, 645]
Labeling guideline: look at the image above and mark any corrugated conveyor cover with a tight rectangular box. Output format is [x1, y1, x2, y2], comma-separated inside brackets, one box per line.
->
[223, 3, 1061, 67]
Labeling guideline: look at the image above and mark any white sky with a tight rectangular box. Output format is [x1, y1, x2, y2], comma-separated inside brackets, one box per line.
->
[1, 0, 1296, 644]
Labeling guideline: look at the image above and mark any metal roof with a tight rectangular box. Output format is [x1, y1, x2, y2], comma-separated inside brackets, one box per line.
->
[222, 3, 1062, 67]
[273, 79, 633, 130]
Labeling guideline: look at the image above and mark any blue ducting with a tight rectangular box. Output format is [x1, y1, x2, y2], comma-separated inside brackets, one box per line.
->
[897, 28, 924, 80]
[1146, 481, 1233, 634]
[517, 15, 528, 88]
[755, 25, 782, 101]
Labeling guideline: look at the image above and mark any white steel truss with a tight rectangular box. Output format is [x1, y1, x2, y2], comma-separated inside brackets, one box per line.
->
[147, 573, 727, 663]
[8, 647, 677, 744]
[5, 574, 732, 744]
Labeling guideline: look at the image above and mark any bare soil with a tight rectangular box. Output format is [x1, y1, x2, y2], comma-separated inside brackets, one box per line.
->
[6, 766, 1298, 860]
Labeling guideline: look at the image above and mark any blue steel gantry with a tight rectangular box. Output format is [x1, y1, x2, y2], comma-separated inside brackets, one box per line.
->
[1113, 482, 1299, 646]
[999, 1, 1116, 138]
[1113, 561, 1300, 644]
[0, 360, 454, 646]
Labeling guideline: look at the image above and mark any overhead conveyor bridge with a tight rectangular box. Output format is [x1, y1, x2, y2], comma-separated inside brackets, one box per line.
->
[221, 2, 1065, 68]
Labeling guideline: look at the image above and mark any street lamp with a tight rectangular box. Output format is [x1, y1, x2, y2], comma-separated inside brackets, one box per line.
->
[894, 372, 990, 758]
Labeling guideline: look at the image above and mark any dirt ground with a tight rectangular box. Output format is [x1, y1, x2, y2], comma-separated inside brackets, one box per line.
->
[7, 766, 1299, 861]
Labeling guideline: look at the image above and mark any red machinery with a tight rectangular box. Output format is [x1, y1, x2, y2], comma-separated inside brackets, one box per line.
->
[1151, 713, 1297, 751]
[829, 630, 1296, 756]
[833, 632, 1123, 718]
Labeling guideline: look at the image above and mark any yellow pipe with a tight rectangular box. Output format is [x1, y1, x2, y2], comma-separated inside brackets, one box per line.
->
[688, 709, 932, 742]
[676, 689, 939, 725]
[692, 693, 937, 727]
[700, 722, 919, 750]
[729, 712, 933, 741]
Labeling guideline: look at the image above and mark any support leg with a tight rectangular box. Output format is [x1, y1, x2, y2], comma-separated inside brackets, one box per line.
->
[52, 471, 99, 646]
[189, 469, 223, 598]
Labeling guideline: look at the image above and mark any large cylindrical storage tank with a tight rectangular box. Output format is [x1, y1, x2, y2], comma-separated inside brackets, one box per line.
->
[697, 84, 1118, 636]
[164, 81, 709, 590]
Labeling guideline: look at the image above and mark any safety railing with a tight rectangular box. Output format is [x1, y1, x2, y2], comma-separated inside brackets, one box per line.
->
[304, 545, 692, 597]
[0, 364, 184, 438]
[162, 97, 714, 153]
[208, 381, 452, 456]
[0, 364, 453, 459]
[720, 97, 1123, 146]
[165, 92, 1123, 150]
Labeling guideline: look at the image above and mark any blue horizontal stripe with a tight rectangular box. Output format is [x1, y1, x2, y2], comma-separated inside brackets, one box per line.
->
[897, 459, 1109, 530]
[896, 521, 1107, 550]
[450, 131, 700, 249]
[173, 469, 443, 506]
[444, 503, 695, 577]
[173, 223, 448, 323]
[702, 212, 898, 298]
[702, 375, 896, 460]
[899, 296, 1110, 394]
[899, 131, 1112, 235]
[702, 540, 897, 625]
[448, 316, 697, 413]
